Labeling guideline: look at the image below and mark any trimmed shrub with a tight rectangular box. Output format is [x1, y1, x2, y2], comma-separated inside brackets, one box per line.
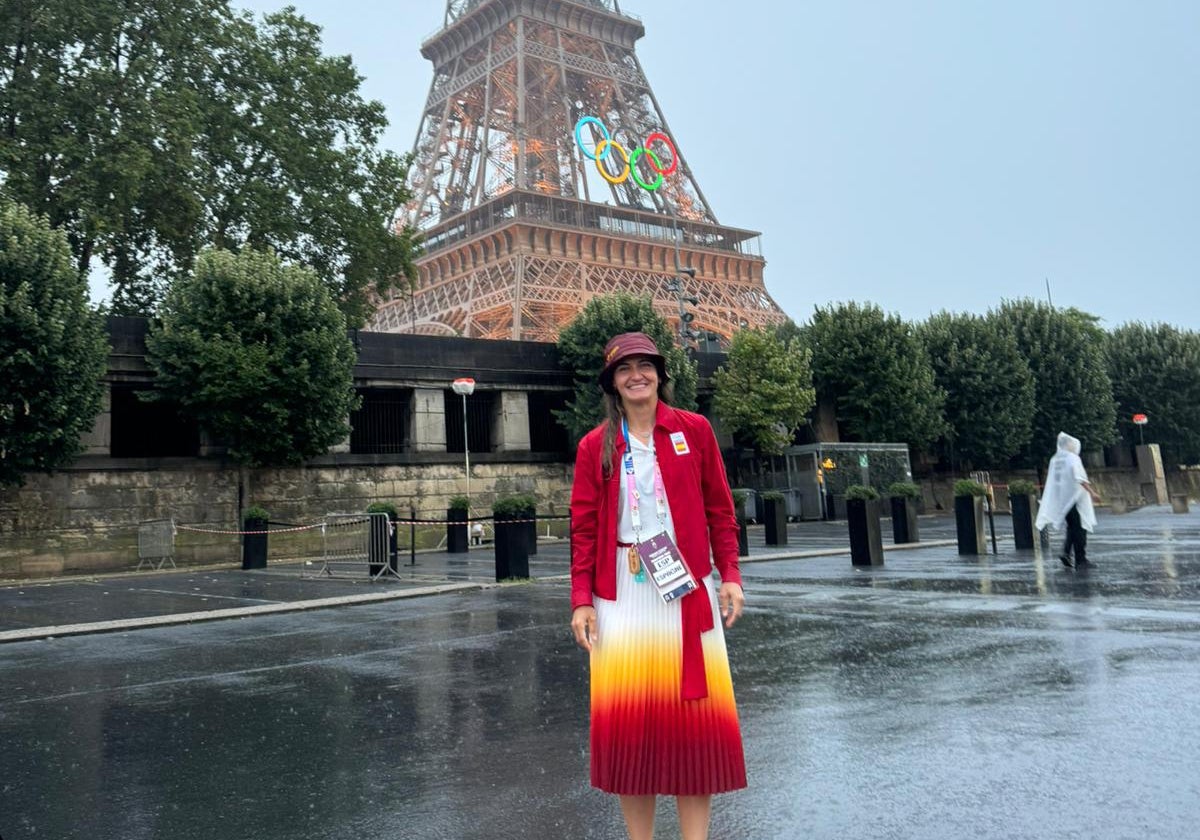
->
[1008, 479, 1038, 496]
[954, 480, 988, 498]
[367, 501, 398, 520]
[887, 481, 921, 499]
[845, 484, 880, 501]
[243, 506, 270, 523]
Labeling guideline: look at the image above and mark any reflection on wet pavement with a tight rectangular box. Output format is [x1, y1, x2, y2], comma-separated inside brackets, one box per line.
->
[1, 507, 1198, 838]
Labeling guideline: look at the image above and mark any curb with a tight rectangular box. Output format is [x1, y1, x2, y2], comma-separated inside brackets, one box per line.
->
[0, 581, 491, 644]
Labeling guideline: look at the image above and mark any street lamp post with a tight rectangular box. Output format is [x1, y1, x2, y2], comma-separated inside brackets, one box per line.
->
[452, 378, 476, 500]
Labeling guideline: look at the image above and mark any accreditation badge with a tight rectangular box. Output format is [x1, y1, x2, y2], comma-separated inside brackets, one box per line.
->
[636, 533, 699, 603]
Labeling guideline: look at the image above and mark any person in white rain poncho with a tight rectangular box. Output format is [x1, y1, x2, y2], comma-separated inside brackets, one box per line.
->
[1035, 432, 1102, 568]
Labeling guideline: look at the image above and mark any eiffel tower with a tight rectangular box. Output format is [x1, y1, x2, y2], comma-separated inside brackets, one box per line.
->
[368, 0, 785, 342]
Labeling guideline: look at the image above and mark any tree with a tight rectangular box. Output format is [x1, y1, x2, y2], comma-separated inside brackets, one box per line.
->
[1106, 322, 1200, 465]
[144, 248, 357, 497]
[0, 0, 417, 324]
[0, 196, 108, 487]
[993, 299, 1116, 464]
[803, 302, 946, 448]
[555, 293, 697, 443]
[919, 311, 1035, 469]
[713, 328, 815, 455]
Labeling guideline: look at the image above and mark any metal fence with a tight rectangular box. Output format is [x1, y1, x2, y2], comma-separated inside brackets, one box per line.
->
[137, 519, 177, 571]
[305, 512, 398, 580]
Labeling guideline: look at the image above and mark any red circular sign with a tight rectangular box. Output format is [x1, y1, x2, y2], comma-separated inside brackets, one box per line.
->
[1132, 413, 1148, 425]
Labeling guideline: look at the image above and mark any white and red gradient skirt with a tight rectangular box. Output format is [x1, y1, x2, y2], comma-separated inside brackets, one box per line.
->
[589, 557, 747, 796]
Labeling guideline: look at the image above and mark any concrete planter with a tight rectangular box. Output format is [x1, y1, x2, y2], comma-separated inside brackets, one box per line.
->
[736, 514, 749, 557]
[446, 507, 469, 553]
[241, 517, 268, 570]
[955, 496, 987, 555]
[890, 496, 920, 544]
[522, 503, 539, 556]
[493, 512, 530, 581]
[1171, 494, 1190, 514]
[847, 498, 884, 566]
[1010, 494, 1039, 550]
[763, 498, 788, 546]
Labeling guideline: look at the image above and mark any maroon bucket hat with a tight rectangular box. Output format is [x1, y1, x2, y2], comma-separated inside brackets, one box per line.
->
[599, 332, 669, 393]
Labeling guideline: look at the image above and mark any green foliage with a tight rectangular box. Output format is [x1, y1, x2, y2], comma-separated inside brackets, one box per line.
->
[145, 248, 358, 467]
[920, 311, 1035, 468]
[731, 489, 749, 507]
[492, 494, 536, 516]
[887, 481, 921, 499]
[0, 197, 108, 487]
[1007, 479, 1038, 496]
[0, 0, 418, 324]
[713, 327, 815, 455]
[366, 501, 398, 520]
[554, 293, 697, 443]
[954, 479, 988, 498]
[448, 495, 471, 512]
[242, 505, 270, 523]
[844, 484, 880, 501]
[993, 300, 1116, 464]
[803, 302, 946, 448]
[760, 490, 785, 502]
[1106, 322, 1200, 465]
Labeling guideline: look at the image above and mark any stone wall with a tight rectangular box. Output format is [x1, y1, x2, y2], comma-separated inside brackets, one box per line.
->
[0, 461, 573, 579]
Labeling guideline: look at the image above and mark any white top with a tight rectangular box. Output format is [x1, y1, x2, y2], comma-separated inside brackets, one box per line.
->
[1036, 432, 1097, 533]
[617, 434, 678, 545]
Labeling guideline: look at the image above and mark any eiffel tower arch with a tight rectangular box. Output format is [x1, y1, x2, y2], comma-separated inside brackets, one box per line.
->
[369, 0, 786, 342]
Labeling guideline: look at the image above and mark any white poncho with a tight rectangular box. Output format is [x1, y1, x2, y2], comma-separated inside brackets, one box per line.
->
[1035, 432, 1096, 533]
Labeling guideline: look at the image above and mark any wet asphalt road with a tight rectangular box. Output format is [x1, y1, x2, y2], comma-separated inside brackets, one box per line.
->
[1, 508, 1198, 839]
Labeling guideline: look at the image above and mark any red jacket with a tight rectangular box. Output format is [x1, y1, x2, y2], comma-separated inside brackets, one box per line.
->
[570, 401, 742, 700]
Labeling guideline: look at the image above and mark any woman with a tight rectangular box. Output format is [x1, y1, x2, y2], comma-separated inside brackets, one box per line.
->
[570, 331, 747, 840]
[1036, 431, 1102, 567]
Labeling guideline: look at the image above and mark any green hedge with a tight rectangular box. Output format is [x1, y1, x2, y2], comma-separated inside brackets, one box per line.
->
[845, 484, 880, 501]
[954, 479, 988, 498]
[1007, 479, 1038, 496]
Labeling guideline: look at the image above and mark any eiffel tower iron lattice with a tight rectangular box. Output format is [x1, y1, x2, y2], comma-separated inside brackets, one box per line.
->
[369, 0, 786, 342]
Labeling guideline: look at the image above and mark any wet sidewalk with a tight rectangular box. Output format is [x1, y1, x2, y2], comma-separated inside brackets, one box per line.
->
[2, 508, 1197, 839]
[0, 515, 965, 641]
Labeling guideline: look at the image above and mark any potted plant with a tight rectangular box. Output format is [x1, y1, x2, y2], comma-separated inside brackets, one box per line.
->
[447, 495, 470, 554]
[887, 481, 921, 544]
[1007, 479, 1039, 550]
[954, 479, 988, 555]
[491, 495, 531, 581]
[366, 501, 399, 576]
[731, 489, 750, 557]
[761, 490, 787, 546]
[241, 505, 270, 570]
[845, 484, 884, 566]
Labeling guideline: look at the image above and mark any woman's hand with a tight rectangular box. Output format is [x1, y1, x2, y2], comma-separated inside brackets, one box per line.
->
[571, 605, 598, 652]
[718, 582, 745, 628]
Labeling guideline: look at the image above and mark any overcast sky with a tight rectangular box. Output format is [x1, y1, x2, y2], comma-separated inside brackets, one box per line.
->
[231, 0, 1200, 331]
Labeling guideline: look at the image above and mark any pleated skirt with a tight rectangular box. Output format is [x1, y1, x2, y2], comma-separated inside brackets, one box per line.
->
[589, 549, 747, 796]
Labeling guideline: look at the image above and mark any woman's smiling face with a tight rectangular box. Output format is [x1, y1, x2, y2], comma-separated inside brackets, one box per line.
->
[612, 355, 659, 406]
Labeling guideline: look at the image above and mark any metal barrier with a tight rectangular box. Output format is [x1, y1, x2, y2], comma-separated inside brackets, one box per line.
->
[137, 519, 177, 571]
[306, 512, 399, 580]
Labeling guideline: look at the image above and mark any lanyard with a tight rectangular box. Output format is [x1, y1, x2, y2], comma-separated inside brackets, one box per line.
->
[621, 418, 667, 540]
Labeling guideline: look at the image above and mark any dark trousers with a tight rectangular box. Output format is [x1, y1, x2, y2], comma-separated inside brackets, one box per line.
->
[1061, 505, 1087, 563]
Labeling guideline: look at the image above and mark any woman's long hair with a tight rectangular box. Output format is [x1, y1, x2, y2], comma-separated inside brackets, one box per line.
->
[600, 367, 674, 479]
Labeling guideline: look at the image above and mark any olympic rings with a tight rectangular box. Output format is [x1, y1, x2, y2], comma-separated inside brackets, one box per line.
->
[573, 116, 677, 192]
